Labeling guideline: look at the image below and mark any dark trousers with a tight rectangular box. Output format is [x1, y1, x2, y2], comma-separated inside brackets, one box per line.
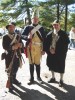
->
[12, 57, 19, 81]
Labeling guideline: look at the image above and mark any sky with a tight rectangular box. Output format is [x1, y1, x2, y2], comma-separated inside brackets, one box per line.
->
[68, 4, 75, 12]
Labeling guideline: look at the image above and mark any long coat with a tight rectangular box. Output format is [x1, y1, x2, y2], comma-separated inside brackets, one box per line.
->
[44, 29, 70, 73]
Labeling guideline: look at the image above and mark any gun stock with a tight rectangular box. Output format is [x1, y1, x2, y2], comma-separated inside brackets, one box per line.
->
[6, 79, 11, 88]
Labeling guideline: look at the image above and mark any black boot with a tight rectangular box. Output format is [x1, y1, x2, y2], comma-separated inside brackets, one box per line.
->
[13, 79, 21, 85]
[36, 64, 43, 83]
[13, 74, 21, 85]
[9, 84, 14, 92]
[28, 64, 34, 85]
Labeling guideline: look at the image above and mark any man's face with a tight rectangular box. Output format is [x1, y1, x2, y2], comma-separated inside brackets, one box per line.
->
[53, 23, 60, 31]
[72, 28, 75, 33]
[8, 24, 15, 34]
[32, 16, 39, 24]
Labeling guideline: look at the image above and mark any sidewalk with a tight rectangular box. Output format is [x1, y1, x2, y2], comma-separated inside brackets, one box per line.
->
[0, 39, 75, 100]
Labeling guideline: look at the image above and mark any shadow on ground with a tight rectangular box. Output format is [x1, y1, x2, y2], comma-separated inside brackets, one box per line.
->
[9, 81, 75, 100]
[35, 81, 75, 100]
[10, 84, 53, 100]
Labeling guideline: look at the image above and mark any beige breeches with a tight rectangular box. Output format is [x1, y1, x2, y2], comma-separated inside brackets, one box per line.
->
[27, 44, 42, 64]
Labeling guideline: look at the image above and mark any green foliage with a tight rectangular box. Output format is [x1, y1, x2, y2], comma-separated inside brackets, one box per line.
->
[0, 0, 75, 32]
[68, 13, 75, 30]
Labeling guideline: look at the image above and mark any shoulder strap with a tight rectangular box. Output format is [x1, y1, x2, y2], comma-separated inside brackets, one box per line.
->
[10, 34, 18, 45]
[30, 24, 42, 36]
[7, 34, 18, 45]
[36, 31, 43, 41]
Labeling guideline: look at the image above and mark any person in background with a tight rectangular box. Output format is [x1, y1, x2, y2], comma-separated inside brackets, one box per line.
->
[22, 8, 46, 85]
[68, 27, 75, 49]
[2, 23, 24, 92]
[43, 20, 70, 87]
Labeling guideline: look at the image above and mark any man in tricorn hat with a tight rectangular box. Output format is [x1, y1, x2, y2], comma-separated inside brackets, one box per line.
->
[22, 8, 46, 85]
[2, 23, 24, 91]
[43, 19, 70, 87]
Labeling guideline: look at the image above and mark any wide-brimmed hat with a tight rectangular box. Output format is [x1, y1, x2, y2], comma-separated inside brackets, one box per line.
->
[52, 19, 59, 25]
[6, 22, 16, 29]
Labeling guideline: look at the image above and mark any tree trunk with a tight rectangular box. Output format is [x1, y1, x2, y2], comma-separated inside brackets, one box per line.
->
[26, 0, 31, 24]
[57, 0, 60, 21]
[65, 0, 68, 32]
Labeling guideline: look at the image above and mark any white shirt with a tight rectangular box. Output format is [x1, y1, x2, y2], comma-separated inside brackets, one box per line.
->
[69, 31, 75, 39]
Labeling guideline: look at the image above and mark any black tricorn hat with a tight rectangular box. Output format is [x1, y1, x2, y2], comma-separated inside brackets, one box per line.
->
[6, 22, 16, 29]
[52, 19, 59, 25]
[11, 22, 16, 26]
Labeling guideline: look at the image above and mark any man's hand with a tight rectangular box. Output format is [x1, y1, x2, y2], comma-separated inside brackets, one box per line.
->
[17, 43, 22, 48]
[50, 48, 55, 54]
[41, 51, 45, 55]
[12, 43, 22, 50]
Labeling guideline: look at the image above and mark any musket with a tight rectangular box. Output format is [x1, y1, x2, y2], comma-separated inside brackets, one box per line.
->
[21, 54, 25, 64]
[6, 50, 16, 88]
[18, 34, 25, 64]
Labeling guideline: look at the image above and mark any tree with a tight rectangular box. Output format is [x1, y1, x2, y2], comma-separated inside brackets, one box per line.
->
[0, 0, 75, 32]
[0, 0, 33, 27]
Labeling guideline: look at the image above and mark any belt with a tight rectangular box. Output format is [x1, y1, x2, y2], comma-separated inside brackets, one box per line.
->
[32, 42, 42, 46]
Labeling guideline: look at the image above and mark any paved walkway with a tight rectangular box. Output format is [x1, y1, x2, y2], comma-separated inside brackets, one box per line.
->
[0, 39, 75, 100]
